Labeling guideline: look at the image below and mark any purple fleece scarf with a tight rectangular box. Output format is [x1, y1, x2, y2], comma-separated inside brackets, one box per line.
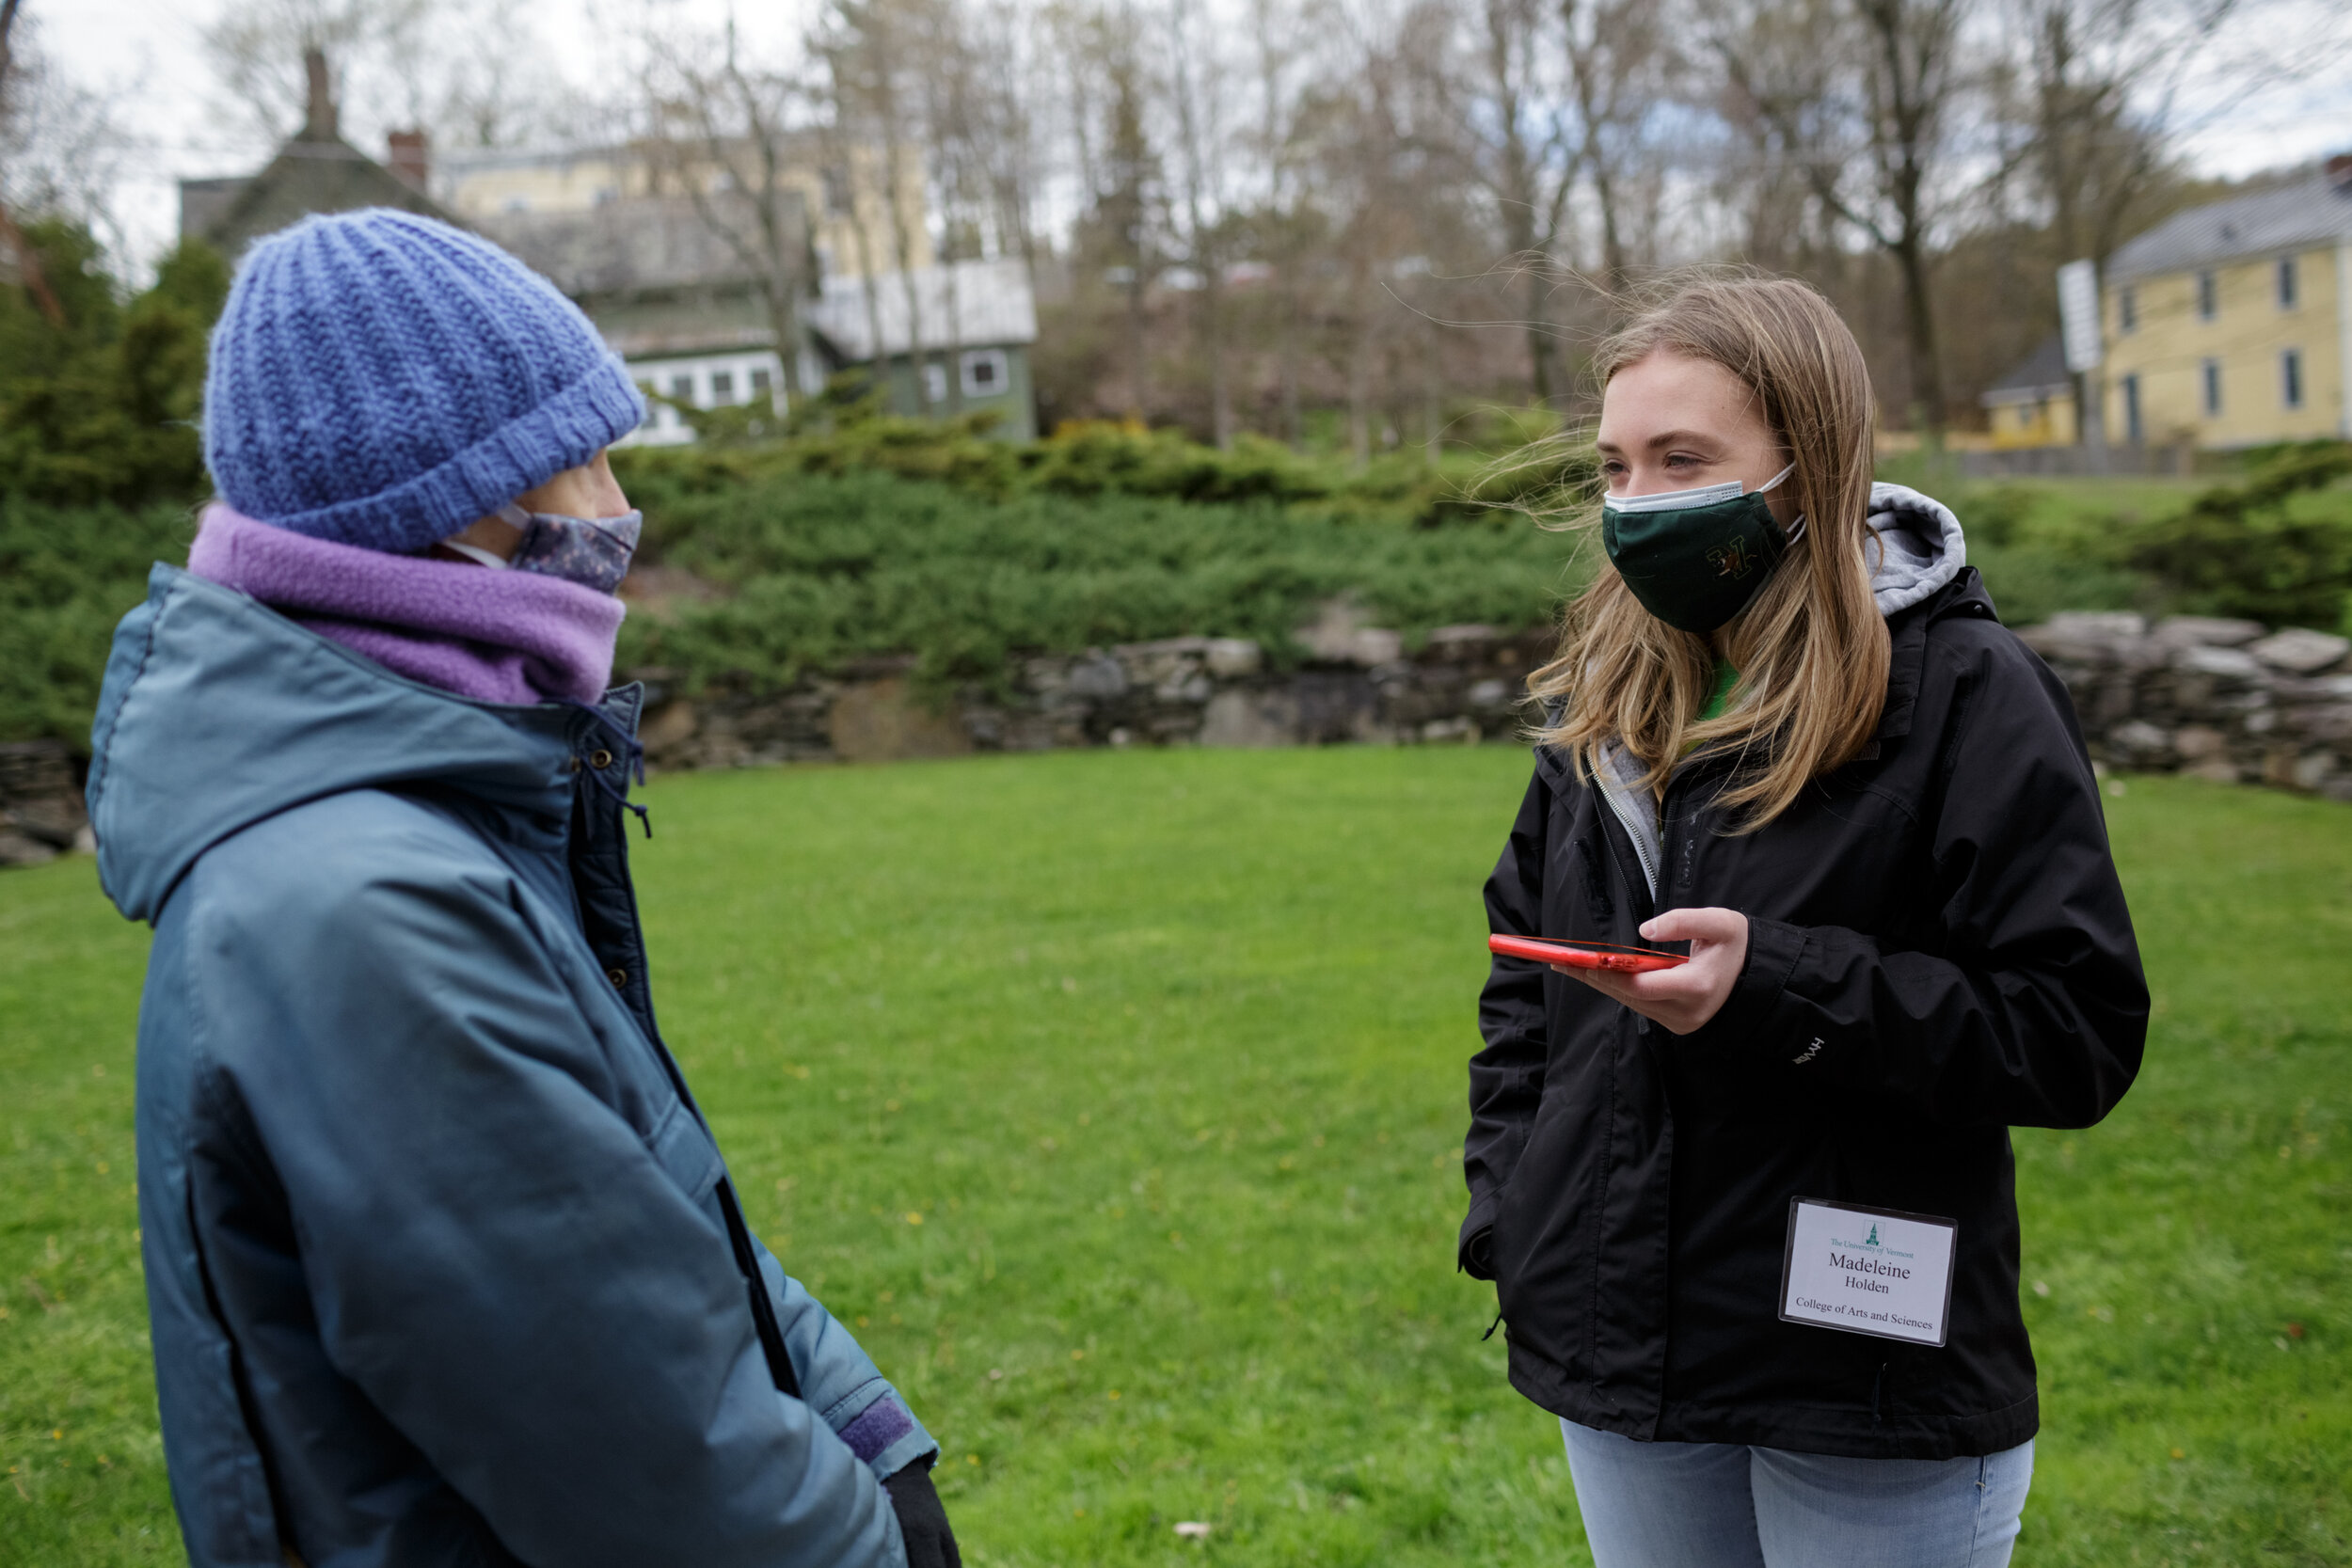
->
[187, 504, 625, 705]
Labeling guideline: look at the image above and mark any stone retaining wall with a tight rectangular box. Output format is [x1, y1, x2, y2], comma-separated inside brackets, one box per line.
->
[636, 613, 1552, 772]
[7, 607, 2347, 873]
[2018, 615, 2352, 800]
[637, 607, 2352, 801]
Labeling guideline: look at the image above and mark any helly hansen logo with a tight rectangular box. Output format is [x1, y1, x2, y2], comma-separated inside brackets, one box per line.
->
[1791, 1037, 1824, 1065]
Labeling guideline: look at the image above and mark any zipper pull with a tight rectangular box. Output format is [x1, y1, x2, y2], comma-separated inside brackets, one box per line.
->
[1481, 1309, 1505, 1342]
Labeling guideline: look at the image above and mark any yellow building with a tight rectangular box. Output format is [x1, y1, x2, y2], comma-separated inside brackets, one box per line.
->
[2100, 156, 2352, 448]
[435, 136, 932, 284]
[1980, 335, 2079, 448]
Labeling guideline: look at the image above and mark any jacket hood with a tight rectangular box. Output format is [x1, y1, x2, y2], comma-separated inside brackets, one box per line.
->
[1866, 482, 1966, 617]
[87, 565, 599, 924]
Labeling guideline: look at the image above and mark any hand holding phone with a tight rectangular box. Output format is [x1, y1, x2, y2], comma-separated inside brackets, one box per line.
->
[1492, 910, 1748, 1036]
[1487, 935, 1689, 972]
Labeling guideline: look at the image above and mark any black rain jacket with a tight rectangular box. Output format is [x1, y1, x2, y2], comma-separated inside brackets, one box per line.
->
[1460, 531, 2147, 1462]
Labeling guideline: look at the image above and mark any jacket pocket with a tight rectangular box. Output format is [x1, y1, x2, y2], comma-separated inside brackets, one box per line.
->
[643, 1099, 724, 1206]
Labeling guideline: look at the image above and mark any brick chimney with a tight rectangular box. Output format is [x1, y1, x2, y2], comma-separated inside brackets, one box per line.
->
[2328, 152, 2352, 192]
[301, 46, 338, 141]
[387, 130, 429, 190]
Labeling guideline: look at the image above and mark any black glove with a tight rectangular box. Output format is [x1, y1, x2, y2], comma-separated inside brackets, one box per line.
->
[883, 1456, 962, 1568]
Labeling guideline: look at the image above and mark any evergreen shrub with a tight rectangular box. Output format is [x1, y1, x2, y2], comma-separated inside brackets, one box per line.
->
[616, 468, 1589, 695]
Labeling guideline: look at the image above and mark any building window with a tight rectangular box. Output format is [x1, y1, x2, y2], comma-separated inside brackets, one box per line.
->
[2118, 286, 2137, 334]
[922, 360, 948, 405]
[2196, 270, 2217, 321]
[2282, 348, 2305, 409]
[670, 372, 696, 408]
[2201, 357, 2222, 417]
[710, 370, 736, 404]
[2122, 373, 2143, 445]
[961, 348, 1009, 398]
[2277, 256, 2298, 309]
[750, 366, 773, 405]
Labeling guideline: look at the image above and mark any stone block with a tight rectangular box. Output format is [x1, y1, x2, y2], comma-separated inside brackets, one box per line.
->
[829, 678, 975, 763]
[638, 700, 700, 763]
[0, 831, 58, 867]
[1064, 653, 1129, 700]
[2041, 611, 2147, 641]
[2283, 703, 2352, 746]
[2106, 720, 2174, 768]
[1419, 717, 1480, 744]
[1424, 625, 1502, 662]
[2172, 644, 2263, 678]
[1468, 678, 1512, 709]
[1290, 671, 1382, 742]
[2172, 725, 2227, 762]
[1199, 689, 1298, 748]
[1203, 638, 1262, 678]
[2247, 627, 2350, 675]
[2152, 616, 2265, 647]
[1350, 627, 1405, 667]
[1295, 597, 1372, 661]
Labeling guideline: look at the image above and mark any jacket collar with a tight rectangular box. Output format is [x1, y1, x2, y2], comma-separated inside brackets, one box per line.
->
[89, 566, 637, 924]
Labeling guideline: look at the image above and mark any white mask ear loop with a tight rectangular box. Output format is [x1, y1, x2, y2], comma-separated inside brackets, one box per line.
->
[1756, 463, 1805, 546]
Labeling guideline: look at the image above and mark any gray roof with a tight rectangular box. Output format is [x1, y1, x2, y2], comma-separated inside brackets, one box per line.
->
[474, 191, 810, 301]
[181, 135, 453, 259]
[805, 259, 1039, 360]
[1981, 333, 2072, 404]
[2106, 168, 2352, 281]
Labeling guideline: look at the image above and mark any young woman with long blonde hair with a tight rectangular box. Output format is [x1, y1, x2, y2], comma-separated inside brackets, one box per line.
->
[1458, 275, 2147, 1566]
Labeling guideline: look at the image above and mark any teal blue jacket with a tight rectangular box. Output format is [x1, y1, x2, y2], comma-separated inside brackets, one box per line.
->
[91, 568, 933, 1567]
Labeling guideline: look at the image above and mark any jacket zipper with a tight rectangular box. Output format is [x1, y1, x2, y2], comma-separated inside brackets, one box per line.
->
[1599, 776, 1661, 902]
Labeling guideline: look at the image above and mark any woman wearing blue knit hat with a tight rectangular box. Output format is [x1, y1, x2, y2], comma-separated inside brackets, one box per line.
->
[87, 208, 961, 1568]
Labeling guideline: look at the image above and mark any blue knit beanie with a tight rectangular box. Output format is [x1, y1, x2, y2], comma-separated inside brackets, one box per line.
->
[203, 208, 645, 552]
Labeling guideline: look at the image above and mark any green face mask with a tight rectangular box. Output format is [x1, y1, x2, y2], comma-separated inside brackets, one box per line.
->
[1601, 464, 1803, 634]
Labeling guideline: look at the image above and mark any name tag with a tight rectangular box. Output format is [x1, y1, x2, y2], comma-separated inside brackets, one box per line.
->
[1778, 1197, 1957, 1347]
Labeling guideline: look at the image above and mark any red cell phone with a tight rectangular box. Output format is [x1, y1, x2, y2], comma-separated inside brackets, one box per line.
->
[1487, 934, 1689, 972]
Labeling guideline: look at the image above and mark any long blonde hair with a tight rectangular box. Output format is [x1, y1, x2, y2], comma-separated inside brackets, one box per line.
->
[1529, 273, 1889, 829]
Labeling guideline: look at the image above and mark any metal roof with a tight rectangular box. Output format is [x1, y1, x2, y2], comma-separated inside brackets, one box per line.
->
[805, 259, 1040, 359]
[2106, 168, 2352, 282]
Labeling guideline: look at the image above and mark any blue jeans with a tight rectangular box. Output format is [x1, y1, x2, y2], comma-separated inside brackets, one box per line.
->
[1562, 1420, 2033, 1568]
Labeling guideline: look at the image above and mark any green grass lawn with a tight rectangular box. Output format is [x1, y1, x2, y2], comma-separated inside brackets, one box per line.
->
[2, 751, 2345, 1565]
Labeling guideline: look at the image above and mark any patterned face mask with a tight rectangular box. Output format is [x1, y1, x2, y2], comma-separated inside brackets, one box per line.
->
[495, 502, 643, 595]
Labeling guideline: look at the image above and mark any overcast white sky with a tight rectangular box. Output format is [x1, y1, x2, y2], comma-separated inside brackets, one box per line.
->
[27, 0, 2352, 280]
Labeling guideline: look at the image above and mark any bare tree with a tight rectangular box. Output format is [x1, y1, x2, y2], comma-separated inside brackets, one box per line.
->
[1245, 0, 1312, 444]
[1163, 0, 1237, 445]
[1453, 0, 1578, 404]
[1710, 0, 1982, 437]
[641, 17, 819, 387]
[816, 0, 936, 410]
[1562, 0, 1676, 290]
[201, 0, 436, 147]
